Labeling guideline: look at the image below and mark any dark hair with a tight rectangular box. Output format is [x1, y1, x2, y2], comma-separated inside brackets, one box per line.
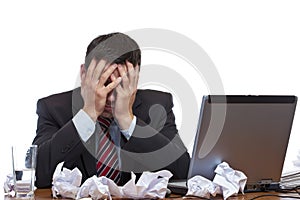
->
[85, 32, 141, 68]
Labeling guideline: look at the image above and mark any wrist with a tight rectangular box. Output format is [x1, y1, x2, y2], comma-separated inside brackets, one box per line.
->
[82, 107, 98, 122]
[115, 113, 134, 130]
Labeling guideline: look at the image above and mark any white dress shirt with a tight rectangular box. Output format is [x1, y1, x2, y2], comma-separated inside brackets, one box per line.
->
[72, 109, 136, 142]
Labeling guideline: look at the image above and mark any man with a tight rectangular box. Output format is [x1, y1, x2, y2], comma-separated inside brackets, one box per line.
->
[32, 32, 190, 188]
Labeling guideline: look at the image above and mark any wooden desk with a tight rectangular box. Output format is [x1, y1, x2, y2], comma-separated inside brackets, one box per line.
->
[4, 189, 300, 200]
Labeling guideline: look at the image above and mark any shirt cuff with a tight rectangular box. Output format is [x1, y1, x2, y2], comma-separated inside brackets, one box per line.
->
[120, 116, 136, 140]
[72, 109, 95, 142]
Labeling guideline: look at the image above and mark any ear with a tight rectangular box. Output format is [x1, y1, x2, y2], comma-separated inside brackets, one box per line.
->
[80, 64, 86, 80]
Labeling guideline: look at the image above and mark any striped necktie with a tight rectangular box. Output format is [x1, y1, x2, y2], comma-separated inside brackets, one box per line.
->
[96, 116, 120, 184]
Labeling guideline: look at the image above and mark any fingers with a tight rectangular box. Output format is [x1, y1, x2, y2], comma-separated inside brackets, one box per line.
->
[84, 59, 118, 85]
[82, 58, 120, 96]
[117, 64, 129, 89]
[126, 60, 134, 71]
[98, 63, 118, 86]
[84, 59, 139, 87]
[82, 59, 106, 87]
[126, 61, 138, 87]
[92, 60, 106, 82]
[97, 64, 121, 94]
[104, 76, 122, 93]
[118, 64, 127, 77]
[88, 60, 139, 95]
[133, 64, 140, 87]
[126, 61, 139, 90]
[85, 59, 98, 82]
[117, 61, 138, 88]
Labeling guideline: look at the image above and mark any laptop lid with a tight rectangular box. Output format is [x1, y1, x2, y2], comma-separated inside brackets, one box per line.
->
[188, 95, 297, 190]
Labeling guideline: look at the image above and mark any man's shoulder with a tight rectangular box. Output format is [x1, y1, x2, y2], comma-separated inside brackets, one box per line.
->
[36, 88, 81, 116]
[38, 88, 172, 104]
[39, 88, 79, 102]
[137, 89, 172, 98]
[37, 88, 81, 109]
[136, 89, 173, 106]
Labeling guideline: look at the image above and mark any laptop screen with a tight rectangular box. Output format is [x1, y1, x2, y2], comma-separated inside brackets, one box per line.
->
[188, 95, 297, 189]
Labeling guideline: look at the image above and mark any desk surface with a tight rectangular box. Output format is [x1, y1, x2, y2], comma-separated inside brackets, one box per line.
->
[4, 189, 300, 200]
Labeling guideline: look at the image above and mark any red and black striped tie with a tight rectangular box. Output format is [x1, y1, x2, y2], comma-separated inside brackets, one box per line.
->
[96, 116, 120, 184]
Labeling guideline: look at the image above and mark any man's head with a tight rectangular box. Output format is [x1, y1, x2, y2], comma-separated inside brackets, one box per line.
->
[85, 32, 141, 69]
[82, 32, 141, 118]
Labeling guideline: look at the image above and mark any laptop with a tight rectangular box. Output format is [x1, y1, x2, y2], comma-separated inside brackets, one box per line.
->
[168, 95, 297, 194]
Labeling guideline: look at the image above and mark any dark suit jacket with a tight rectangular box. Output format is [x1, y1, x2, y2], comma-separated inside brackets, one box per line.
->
[33, 88, 190, 188]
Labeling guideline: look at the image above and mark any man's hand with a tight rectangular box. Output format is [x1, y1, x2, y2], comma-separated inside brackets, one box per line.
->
[80, 59, 121, 122]
[112, 61, 139, 130]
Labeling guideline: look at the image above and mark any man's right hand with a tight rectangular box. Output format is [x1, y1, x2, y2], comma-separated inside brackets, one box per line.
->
[80, 59, 122, 122]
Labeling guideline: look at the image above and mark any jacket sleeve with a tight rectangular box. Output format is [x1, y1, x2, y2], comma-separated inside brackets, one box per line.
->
[32, 98, 87, 188]
[120, 92, 190, 179]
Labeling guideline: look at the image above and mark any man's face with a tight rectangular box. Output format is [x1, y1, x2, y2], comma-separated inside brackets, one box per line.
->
[101, 63, 127, 118]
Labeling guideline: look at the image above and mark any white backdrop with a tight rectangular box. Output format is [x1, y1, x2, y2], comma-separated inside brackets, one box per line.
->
[1, 0, 300, 187]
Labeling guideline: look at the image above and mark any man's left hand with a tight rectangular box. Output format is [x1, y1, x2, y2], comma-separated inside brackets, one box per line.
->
[112, 61, 139, 130]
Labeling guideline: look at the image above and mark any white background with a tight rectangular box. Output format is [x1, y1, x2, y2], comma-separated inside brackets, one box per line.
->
[1, 0, 300, 188]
